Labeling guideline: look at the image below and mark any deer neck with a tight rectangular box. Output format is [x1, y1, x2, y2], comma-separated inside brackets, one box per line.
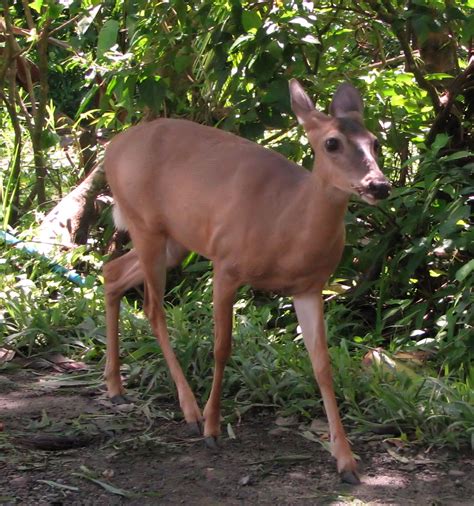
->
[268, 168, 350, 292]
[303, 167, 350, 237]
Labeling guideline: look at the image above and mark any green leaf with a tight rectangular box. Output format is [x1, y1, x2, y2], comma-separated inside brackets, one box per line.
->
[40, 129, 60, 150]
[229, 33, 254, 52]
[431, 133, 450, 152]
[29, 0, 43, 13]
[97, 19, 119, 58]
[462, 14, 474, 42]
[138, 77, 167, 112]
[456, 259, 474, 282]
[445, 6, 467, 21]
[440, 151, 472, 162]
[391, 95, 406, 107]
[174, 54, 192, 73]
[242, 10, 262, 33]
[46, 1, 63, 19]
[261, 79, 290, 108]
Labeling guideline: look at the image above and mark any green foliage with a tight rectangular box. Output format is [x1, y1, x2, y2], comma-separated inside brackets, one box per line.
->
[340, 138, 473, 366]
[1, 222, 472, 447]
[0, 241, 103, 352]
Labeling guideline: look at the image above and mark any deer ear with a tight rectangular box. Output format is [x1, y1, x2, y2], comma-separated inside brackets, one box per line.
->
[329, 83, 364, 118]
[289, 79, 315, 125]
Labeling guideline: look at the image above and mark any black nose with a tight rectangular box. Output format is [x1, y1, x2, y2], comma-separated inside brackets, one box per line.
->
[368, 181, 391, 200]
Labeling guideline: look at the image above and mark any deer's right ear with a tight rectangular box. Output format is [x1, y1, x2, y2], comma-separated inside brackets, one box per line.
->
[289, 79, 315, 126]
[329, 83, 364, 118]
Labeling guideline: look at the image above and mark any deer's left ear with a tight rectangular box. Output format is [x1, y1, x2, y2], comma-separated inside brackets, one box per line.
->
[329, 83, 364, 118]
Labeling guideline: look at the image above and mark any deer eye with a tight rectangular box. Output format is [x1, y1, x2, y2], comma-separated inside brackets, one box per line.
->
[373, 139, 380, 153]
[325, 137, 340, 152]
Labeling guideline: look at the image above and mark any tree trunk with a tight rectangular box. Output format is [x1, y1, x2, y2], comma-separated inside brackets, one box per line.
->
[36, 163, 107, 254]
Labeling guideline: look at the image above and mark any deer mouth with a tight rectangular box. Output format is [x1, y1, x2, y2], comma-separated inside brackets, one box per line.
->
[353, 180, 391, 205]
[352, 186, 379, 205]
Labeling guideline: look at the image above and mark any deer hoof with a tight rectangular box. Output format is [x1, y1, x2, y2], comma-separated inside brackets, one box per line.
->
[204, 435, 220, 451]
[340, 470, 361, 485]
[110, 394, 130, 405]
[186, 421, 203, 436]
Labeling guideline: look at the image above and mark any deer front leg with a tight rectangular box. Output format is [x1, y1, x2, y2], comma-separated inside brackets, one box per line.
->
[203, 267, 237, 447]
[293, 293, 360, 485]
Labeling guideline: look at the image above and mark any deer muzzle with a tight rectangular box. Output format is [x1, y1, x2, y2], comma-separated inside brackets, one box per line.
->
[367, 179, 391, 200]
[354, 176, 392, 205]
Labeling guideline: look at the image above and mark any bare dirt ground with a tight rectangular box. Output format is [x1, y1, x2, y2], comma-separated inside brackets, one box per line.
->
[0, 367, 472, 505]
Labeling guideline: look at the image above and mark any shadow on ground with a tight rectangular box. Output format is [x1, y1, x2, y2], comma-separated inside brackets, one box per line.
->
[0, 368, 472, 505]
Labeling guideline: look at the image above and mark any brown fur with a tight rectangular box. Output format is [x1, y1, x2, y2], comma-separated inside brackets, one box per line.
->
[102, 80, 391, 483]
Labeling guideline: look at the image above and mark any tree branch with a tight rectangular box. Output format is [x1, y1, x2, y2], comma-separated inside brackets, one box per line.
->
[363, 0, 441, 112]
[21, 0, 35, 30]
[37, 162, 107, 252]
[426, 56, 474, 146]
[31, 18, 52, 206]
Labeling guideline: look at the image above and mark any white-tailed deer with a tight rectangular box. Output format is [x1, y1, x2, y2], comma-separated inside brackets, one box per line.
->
[103, 80, 391, 484]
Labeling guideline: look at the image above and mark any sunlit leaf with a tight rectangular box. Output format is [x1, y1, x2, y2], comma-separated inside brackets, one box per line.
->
[97, 19, 119, 58]
[29, 0, 43, 13]
[456, 259, 474, 282]
[241, 10, 262, 33]
[77, 5, 101, 36]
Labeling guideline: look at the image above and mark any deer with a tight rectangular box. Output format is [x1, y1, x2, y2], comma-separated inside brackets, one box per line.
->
[102, 80, 391, 485]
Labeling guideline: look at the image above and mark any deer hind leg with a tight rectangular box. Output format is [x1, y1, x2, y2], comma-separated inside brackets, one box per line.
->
[203, 266, 237, 447]
[103, 240, 188, 403]
[293, 293, 360, 485]
[104, 249, 143, 401]
[131, 231, 202, 429]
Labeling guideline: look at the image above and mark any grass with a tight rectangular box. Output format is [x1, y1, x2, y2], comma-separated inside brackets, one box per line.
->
[0, 213, 474, 447]
[1, 244, 471, 450]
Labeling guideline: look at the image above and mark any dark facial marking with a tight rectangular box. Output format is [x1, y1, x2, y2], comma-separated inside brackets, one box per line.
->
[336, 117, 366, 136]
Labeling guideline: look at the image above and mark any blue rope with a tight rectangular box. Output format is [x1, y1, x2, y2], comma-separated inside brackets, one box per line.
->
[0, 230, 86, 286]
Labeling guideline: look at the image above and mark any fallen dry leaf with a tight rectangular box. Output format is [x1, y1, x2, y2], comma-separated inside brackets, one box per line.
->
[309, 418, 329, 434]
[386, 447, 410, 464]
[0, 348, 15, 364]
[275, 415, 299, 427]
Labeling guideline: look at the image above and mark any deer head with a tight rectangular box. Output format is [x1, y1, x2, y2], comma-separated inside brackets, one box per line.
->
[289, 79, 391, 205]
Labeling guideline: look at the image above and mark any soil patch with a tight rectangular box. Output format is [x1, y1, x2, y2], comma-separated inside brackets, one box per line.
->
[0, 369, 472, 505]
